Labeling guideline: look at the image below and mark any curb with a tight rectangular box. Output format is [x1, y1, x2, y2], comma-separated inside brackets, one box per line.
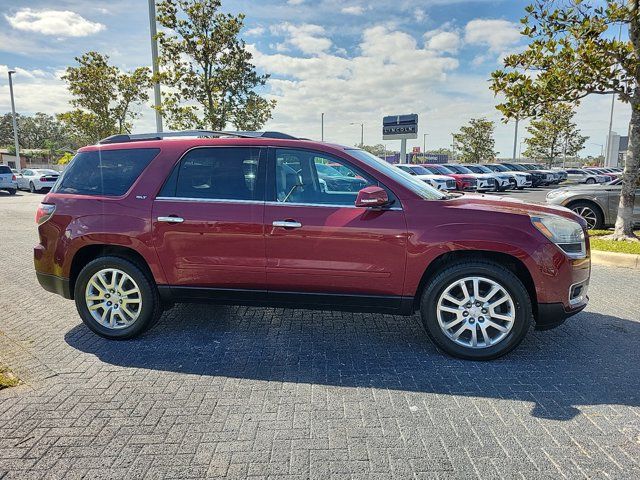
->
[591, 250, 640, 269]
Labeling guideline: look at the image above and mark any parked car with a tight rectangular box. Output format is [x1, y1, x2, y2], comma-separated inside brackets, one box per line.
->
[546, 178, 640, 229]
[484, 164, 532, 189]
[395, 164, 457, 191]
[17, 169, 60, 193]
[465, 164, 513, 191]
[500, 162, 546, 187]
[519, 164, 558, 185]
[420, 164, 477, 191]
[445, 164, 497, 192]
[0, 165, 17, 195]
[582, 167, 616, 182]
[563, 168, 608, 185]
[34, 131, 591, 360]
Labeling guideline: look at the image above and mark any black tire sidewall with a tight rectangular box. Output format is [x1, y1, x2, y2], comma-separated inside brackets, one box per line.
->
[29, 182, 36, 193]
[74, 256, 159, 339]
[570, 201, 603, 230]
[420, 262, 532, 360]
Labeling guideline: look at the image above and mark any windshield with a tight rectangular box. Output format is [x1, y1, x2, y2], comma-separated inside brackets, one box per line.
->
[474, 165, 493, 173]
[407, 165, 430, 175]
[424, 164, 454, 175]
[447, 164, 473, 174]
[345, 149, 446, 200]
[487, 164, 508, 172]
[505, 163, 526, 171]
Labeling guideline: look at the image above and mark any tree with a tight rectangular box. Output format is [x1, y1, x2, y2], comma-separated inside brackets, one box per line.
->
[60, 52, 151, 143]
[156, 0, 276, 130]
[360, 144, 387, 158]
[0, 113, 21, 148]
[523, 103, 588, 167]
[453, 118, 498, 163]
[491, 0, 640, 241]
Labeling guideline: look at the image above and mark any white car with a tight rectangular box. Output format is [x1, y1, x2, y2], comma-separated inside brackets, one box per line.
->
[483, 164, 533, 189]
[0, 165, 18, 195]
[465, 164, 513, 191]
[395, 164, 457, 191]
[564, 168, 608, 185]
[17, 169, 60, 193]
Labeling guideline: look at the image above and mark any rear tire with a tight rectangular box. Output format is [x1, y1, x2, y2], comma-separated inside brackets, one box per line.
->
[585, 178, 596, 185]
[8, 188, 16, 195]
[74, 256, 163, 339]
[419, 260, 532, 360]
[29, 182, 36, 193]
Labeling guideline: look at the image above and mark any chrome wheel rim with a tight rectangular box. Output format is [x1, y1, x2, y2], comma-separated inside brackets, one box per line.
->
[436, 276, 515, 349]
[85, 268, 142, 329]
[571, 206, 597, 229]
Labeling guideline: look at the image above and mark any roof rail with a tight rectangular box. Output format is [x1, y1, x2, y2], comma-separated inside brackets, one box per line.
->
[98, 130, 298, 144]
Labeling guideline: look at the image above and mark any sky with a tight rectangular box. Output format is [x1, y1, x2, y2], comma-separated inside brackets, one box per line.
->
[0, 0, 631, 157]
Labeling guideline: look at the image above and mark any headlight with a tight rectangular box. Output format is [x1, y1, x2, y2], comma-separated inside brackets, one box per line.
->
[530, 214, 586, 258]
[546, 189, 566, 199]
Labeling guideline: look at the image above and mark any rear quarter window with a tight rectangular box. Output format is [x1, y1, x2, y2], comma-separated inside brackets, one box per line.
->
[53, 148, 160, 196]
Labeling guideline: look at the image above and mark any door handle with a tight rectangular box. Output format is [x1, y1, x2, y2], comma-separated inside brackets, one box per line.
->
[272, 220, 302, 229]
[158, 216, 184, 223]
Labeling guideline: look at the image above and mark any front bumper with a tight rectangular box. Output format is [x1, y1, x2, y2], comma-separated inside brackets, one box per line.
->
[535, 300, 587, 330]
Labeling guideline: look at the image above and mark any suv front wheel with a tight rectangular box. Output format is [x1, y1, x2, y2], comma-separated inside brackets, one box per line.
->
[420, 261, 532, 360]
[74, 256, 163, 339]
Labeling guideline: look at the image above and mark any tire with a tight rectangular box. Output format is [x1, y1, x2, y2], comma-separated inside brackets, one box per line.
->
[8, 188, 16, 195]
[29, 182, 36, 193]
[585, 178, 596, 185]
[568, 200, 604, 230]
[74, 256, 163, 339]
[419, 260, 533, 360]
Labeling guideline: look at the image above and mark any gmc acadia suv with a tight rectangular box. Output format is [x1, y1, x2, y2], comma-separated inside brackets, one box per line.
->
[34, 131, 591, 360]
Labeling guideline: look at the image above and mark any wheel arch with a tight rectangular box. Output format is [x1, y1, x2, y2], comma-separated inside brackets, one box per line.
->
[564, 199, 606, 226]
[413, 250, 537, 316]
[69, 245, 154, 300]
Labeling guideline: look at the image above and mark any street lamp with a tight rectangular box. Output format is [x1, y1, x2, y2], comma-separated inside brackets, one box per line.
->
[321, 112, 324, 141]
[148, 0, 163, 132]
[7, 70, 21, 170]
[423, 133, 429, 159]
[350, 122, 364, 147]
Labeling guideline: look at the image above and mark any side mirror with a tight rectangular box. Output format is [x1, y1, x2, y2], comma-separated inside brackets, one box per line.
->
[355, 186, 389, 208]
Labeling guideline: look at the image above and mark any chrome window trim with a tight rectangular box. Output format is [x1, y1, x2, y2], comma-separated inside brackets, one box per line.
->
[156, 196, 263, 205]
[266, 201, 402, 211]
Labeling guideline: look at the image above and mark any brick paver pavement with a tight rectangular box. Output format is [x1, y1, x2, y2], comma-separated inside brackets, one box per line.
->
[1, 191, 639, 479]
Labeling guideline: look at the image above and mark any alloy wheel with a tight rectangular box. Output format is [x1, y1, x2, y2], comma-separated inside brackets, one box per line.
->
[436, 276, 515, 349]
[571, 206, 598, 229]
[85, 268, 142, 329]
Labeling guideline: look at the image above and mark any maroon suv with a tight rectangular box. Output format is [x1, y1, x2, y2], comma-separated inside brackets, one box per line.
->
[34, 131, 590, 360]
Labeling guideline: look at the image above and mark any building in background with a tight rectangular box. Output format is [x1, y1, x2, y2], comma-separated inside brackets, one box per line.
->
[605, 131, 629, 167]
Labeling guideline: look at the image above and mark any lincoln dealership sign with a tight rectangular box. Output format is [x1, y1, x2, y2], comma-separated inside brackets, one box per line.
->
[382, 114, 418, 140]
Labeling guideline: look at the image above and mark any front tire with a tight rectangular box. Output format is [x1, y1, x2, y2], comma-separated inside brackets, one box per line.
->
[29, 182, 37, 193]
[74, 256, 163, 339]
[420, 260, 532, 360]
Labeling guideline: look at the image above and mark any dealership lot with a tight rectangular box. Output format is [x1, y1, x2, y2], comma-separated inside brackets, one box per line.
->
[1, 191, 639, 479]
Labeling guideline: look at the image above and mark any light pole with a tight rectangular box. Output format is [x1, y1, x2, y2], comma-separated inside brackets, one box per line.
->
[451, 133, 456, 162]
[350, 122, 363, 147]
[605, 23, 623, 165]
[512, 117, 519, 160]
[7, 70, 21, 170]
[423, 133, 428, 159]
[321, 113, 324, 141]
[591, 143, 604, 165]
[148, 0, 163, 132]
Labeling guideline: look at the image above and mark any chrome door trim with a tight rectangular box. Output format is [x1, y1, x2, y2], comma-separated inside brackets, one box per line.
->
[156, 196, 264, 205]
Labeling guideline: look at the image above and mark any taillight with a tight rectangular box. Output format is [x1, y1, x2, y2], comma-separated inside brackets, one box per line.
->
[36, 203, 56, 225]
[40, 176, 47, 181]
[12, 175, 16, 181]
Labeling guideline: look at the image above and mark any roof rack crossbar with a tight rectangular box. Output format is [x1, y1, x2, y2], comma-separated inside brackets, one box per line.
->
[98, 130, 298, 144]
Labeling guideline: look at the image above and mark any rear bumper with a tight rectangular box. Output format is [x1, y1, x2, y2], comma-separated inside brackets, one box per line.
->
[36, 272, 72, 299]
[534, 300, 587, 330]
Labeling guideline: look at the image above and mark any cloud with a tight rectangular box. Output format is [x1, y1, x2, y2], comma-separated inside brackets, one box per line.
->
[0, 65, 70, 115]
[341, 6, 365, 15]
[245, 26, 266, 36]
[425, 30, 461, 54]
[464, 19, 521, 52]
[272, 23, 332, 55]
[4, 8, 106, 37]
[287, 0, 305, 5]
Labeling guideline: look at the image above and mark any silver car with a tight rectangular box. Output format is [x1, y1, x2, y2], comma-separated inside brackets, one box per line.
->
[546, 179, 640, 229]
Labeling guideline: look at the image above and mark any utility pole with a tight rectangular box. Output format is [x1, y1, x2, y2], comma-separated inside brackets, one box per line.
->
[148, 0, 163, 132]
[451, 133, 456, 162]
[423, 133, 428, 157]
[350, 122, 364, 147]
[512, 117, 519, 160]
[321, 113, 324, 141]
[7, 70, 21, 170]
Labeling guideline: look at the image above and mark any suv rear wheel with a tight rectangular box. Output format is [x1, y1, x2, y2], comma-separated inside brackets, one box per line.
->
[74, 256, 162, 339]
[420, 260, 532, 360]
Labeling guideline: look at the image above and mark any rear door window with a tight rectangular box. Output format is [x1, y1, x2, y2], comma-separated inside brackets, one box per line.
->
[53, 148, 160, 196]
[159, 147, 264, 201]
